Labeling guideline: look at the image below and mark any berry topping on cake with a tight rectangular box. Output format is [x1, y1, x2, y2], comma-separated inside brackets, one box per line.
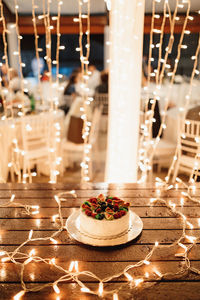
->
[81, 194, 130, 220]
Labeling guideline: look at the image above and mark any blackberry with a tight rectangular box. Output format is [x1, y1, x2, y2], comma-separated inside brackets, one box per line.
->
[108, 204, 113, 209]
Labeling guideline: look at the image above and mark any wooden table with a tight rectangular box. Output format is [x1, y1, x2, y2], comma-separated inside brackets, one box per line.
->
[0, 183, 200, 300]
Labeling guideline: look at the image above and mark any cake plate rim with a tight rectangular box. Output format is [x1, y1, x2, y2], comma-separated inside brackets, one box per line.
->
[65, 209, 143, 247]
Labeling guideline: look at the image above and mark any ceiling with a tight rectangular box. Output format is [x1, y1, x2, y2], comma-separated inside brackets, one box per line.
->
[4, 0, 200, 15]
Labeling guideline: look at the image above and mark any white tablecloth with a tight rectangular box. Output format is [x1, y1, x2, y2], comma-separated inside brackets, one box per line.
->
[142, 79, 200, 110]
[164, 107, 180, 144]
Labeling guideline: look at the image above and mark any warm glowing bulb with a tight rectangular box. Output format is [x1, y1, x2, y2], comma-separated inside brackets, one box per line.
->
[69, 261, 75, 272]
[49, 258, 56, 265]
[53, 283, 60, 294]
[150, 198, 157, 203]
[54, 195, 59, 203]
[24, 257, 33, 265]
[186, 221, 194, 229]
[50, 238, 58, 244]
[113, 293, 119, 300]
[81, 287, 90, 293]
[14, 290, 25, 300]
[1, 257, 10, 262]
[185, 235, 197, 243]
[178, 242, 187, 251]
[28, 230, 33, 240]
[10, 194, 15, 202]
[98, 282, 103, 296]
[74, 261, 79, 272]
[32, 205, 39, 210]
[29, 249, 36, 256]
[180, 198, 184, 206]
[124, 272, 133, 281]
[52, 214, 59, 222]
[31, 211, 39, 215]
[153, 268, 162, 277]
[134, 278, 144, 287]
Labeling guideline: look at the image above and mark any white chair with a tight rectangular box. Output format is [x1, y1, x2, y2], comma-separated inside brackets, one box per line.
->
[0, 164, 5, 183]
[153, 139, 177, 173]
[20, 113, 52, 182]
[139, 110, 177, 174]
[172, 119, 200, 182]
[62, 105, 102, 180]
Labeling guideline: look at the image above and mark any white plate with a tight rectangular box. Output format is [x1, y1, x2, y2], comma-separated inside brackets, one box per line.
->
[66, 210, 143, 247]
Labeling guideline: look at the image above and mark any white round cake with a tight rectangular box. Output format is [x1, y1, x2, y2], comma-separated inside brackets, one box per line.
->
[79, 194, 130, 238]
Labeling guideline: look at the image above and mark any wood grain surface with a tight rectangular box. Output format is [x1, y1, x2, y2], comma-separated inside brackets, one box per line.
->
[0, 183, 200, 300]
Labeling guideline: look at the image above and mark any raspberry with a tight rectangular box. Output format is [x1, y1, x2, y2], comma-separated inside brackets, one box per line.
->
[96, 208, 101, 213]
[114, 204, 119, 211]
[85, 210, 91, 216]
[107, 199, 112, 203]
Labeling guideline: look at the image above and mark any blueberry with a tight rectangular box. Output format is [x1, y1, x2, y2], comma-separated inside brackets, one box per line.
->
[98, 214, 105, 220]
[108, 204, 113, 209]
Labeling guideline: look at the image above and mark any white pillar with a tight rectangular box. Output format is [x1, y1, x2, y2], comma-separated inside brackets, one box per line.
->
[7, 23, 19, 72]
[105, 0, 145, 183]
[104, 25, 110, 69]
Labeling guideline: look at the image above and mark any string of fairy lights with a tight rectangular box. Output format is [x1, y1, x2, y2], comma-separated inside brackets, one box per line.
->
[138, 0, 200, 184]
[0, 0, 14, 119]
[32, 0, 44, 108]
[14, 0, 25, 116]
[0, 0, 64, 184]
[75, 0, 92, 182]
[0, 0, 200, 299]
[0, 179, 200, 300]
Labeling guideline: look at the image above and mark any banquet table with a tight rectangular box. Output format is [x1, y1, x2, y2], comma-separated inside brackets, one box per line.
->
[0, 183, 200, 300]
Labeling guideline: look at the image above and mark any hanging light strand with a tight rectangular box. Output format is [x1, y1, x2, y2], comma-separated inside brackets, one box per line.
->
[14, 0, 25, 116]
[77, 0, 91, 182]
[32, 0, 45, 108]
[0, 0, 13, 118]
[55, 0, 61, 84]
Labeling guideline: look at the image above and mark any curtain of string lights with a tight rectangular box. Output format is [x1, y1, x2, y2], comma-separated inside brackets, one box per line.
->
[0, 0, 200, 299]
[138, 0, 200, 184]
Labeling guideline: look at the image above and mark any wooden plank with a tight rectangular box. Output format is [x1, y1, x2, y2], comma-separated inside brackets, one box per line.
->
[0, 189, 199, 199]
[1, 182, 199, 191]
[0, 229, 199, 246]
[0, 261, 200, 283]
[0, 197, 199, 207]
[0, 217, 198, 230]
[1, 244, 200, 261]
[0, 206, 200, 218]
[1, 282, 200, 300]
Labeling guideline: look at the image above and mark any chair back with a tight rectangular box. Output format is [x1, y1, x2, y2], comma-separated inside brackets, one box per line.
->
[64, 96, 83, 138]
[94, 93, 108, 115]
[89, 106, 103, 146]
[21, 113, 52, 152]
[179, 118, 200, 156]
